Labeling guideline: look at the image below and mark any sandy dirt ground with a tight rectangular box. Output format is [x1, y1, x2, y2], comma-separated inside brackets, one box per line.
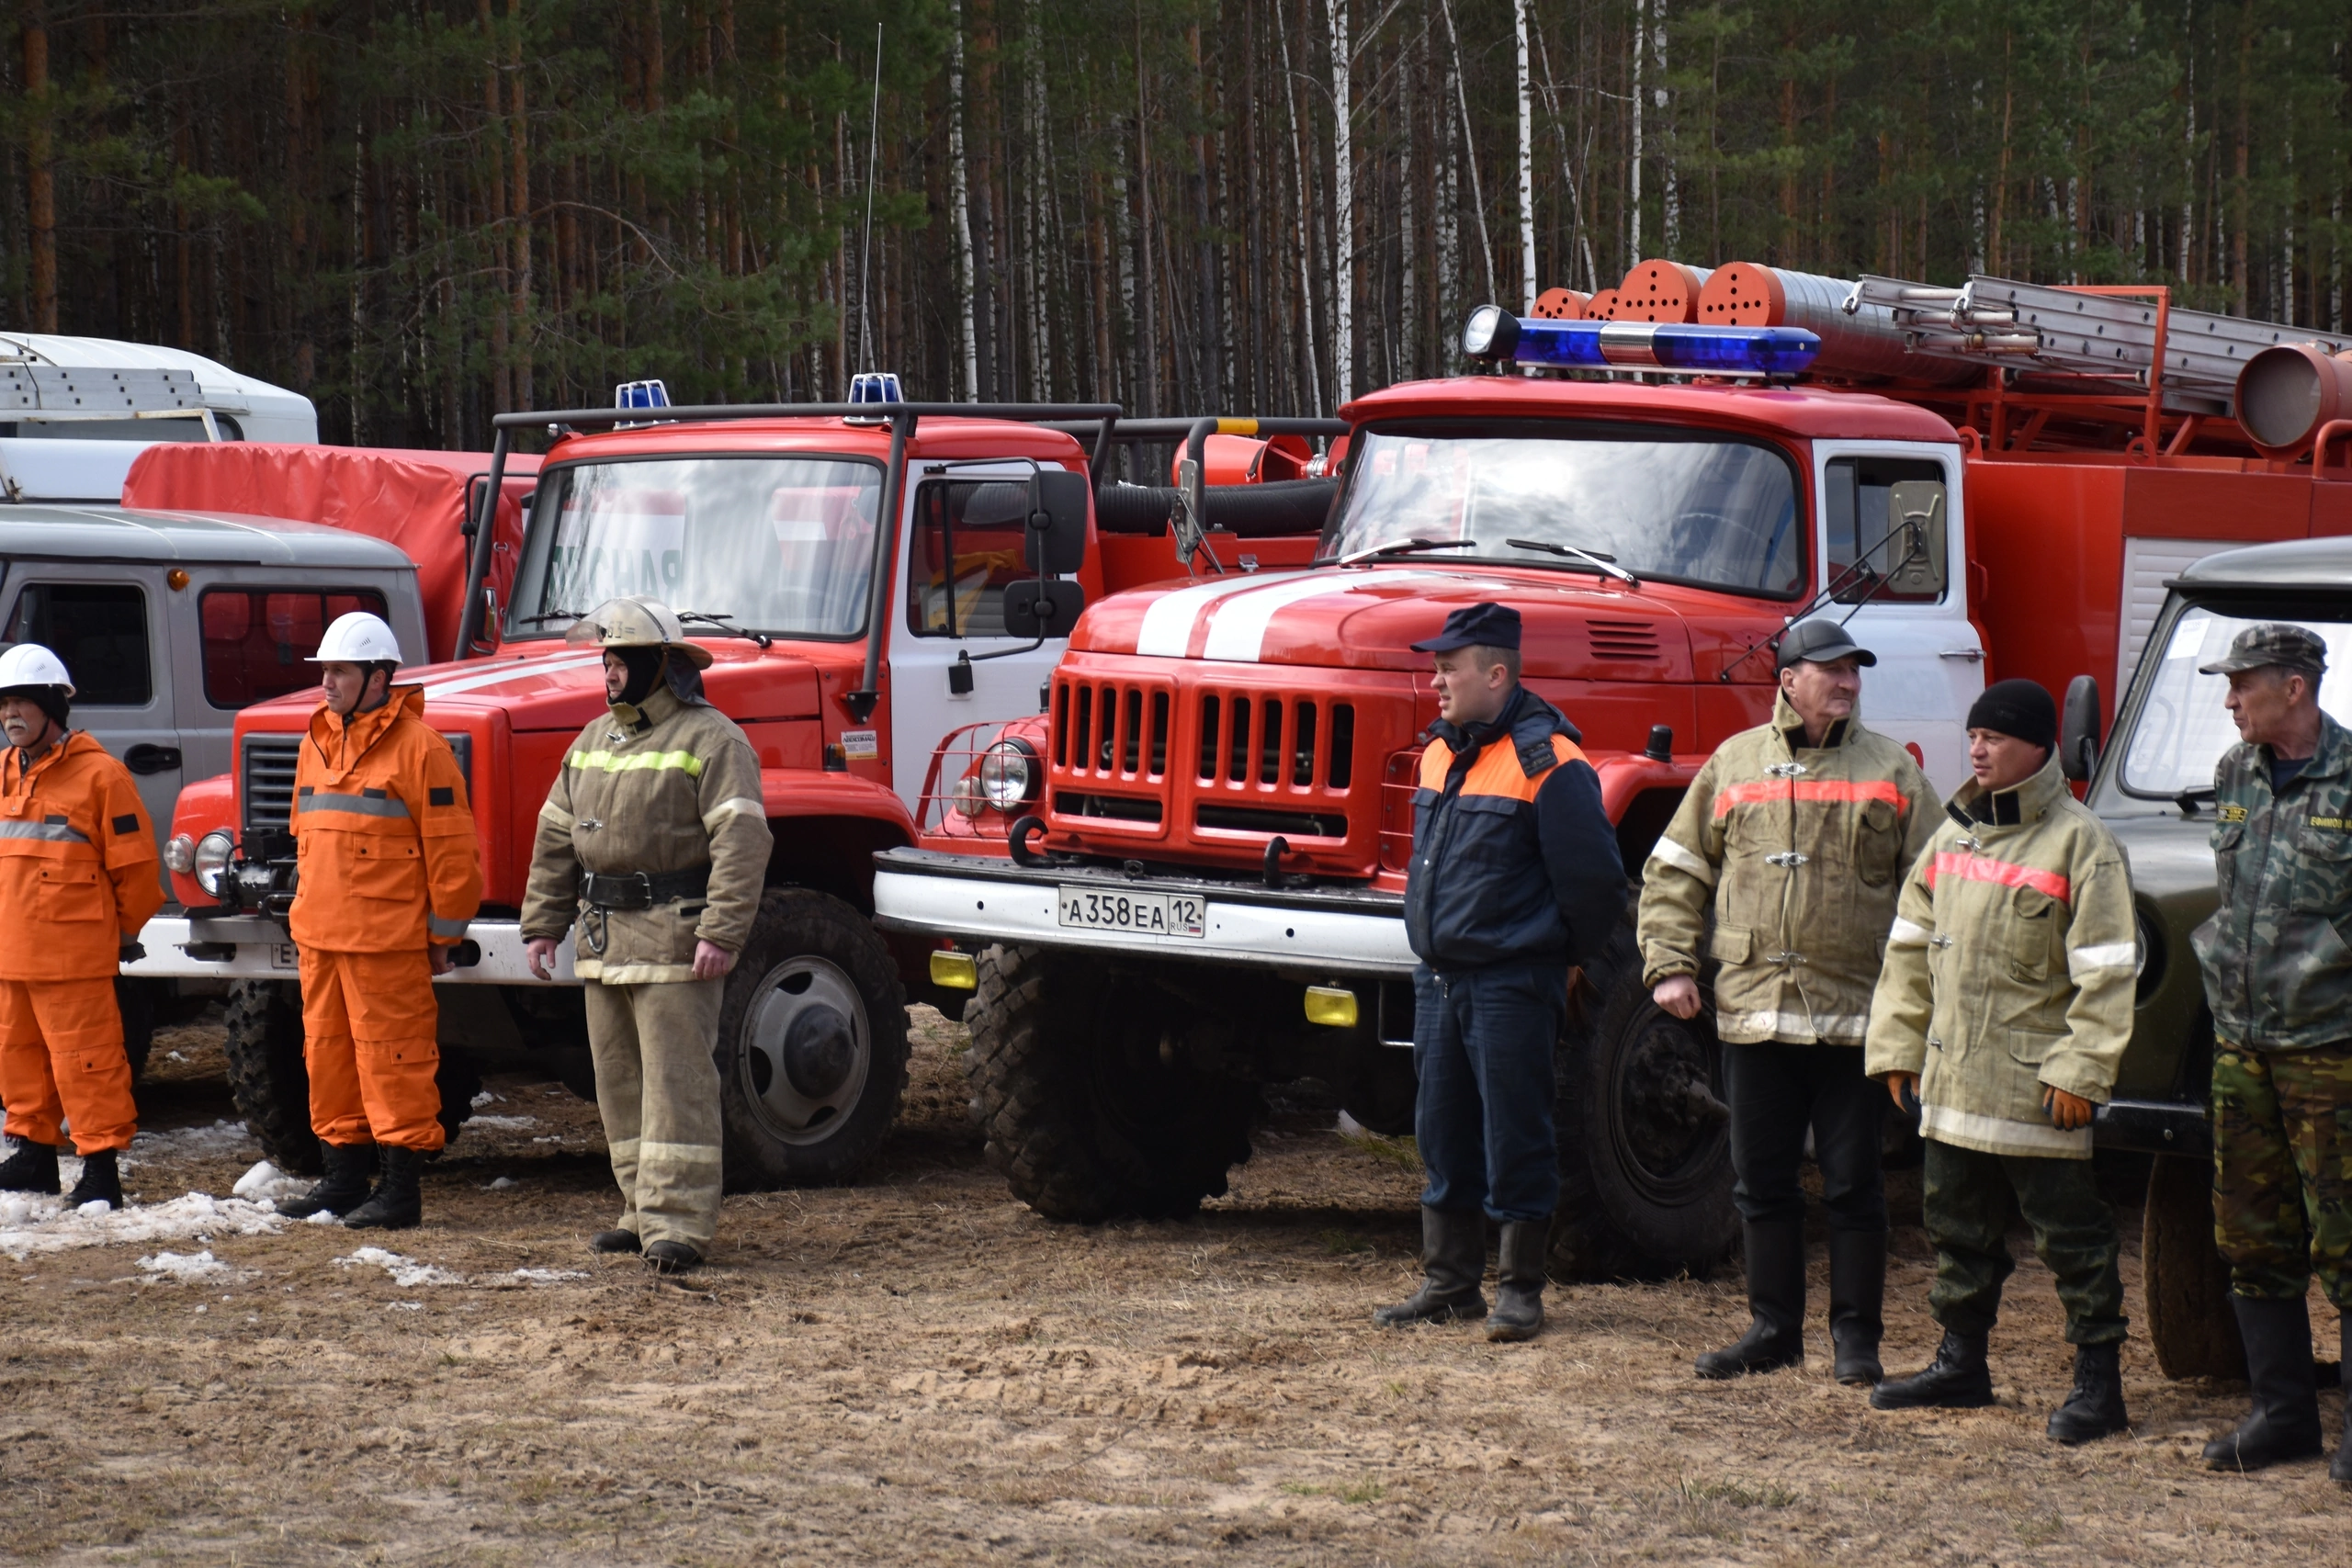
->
[0, 1005, 2345, 1565]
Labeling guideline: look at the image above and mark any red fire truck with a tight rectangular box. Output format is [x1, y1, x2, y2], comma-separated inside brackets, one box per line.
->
[132, 390, 1345, 1181]
[872, 263, 2352, 1300]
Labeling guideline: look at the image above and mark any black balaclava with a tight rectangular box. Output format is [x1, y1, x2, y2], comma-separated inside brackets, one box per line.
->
[615, 646, 665, 707]
[8, 685, 72, 733]
[662, 648, 707, 705]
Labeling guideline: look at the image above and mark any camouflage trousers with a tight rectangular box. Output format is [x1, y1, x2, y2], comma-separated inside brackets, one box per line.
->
[1922, 1138, 2128, 1346]
[2211, 1041, 2352, 1306]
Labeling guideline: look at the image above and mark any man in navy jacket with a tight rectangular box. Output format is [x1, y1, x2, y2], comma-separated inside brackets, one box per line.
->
[1378, 602, 1626, 1342]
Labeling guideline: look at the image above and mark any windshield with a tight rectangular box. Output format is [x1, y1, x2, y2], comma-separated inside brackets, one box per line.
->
[506, 456, 883, 640]
[2120, 605, 2352, 795]
[1322, 422, 1804, 596]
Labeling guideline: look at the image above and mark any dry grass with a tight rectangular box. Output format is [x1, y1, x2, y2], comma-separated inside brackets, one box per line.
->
[0, 1007, 2342, 1563]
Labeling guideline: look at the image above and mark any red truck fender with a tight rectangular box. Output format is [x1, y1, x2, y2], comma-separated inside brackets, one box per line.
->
[163, 773, 239, 908]
[760, 767, 917, 840]
[1586, 750, 1706, 871]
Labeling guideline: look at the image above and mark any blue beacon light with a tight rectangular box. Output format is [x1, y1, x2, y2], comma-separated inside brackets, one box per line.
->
[1460, 305, 1819, 378]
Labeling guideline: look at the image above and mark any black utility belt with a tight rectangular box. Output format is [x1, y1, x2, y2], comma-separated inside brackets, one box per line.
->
[580, 865, 712, 911]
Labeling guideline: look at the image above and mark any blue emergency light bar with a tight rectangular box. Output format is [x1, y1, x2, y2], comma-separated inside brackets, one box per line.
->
[849, 371, 905, 404]
[1461, 304, 1819, 378]
[615, 378, 671, 410]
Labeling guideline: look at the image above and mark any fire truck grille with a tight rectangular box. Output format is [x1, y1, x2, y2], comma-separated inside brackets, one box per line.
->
[1587, 618, 1662, 661]
[1193, 694, 1354, 791]
[241, 736, 301, 832]
[1055, 792, 1165, 824]
[1053, 678, 1171, 780]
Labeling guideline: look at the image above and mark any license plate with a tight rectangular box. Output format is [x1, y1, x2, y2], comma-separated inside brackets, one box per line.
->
[1057, 886, 1204, 938]
[270, 943, 298, 970]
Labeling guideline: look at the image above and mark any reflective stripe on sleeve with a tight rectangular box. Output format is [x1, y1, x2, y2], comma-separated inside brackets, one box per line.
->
[701, 796, 765, 833]
[2067, 941, 2138, 979]
[1721, 1009, 1871, 1043]
[298, 792, 413, 820]
[1645, 834, 1717, 886]
[1713, 778, 1907, 818]
[1920, 1102, 2093, 1157]
[1927, 851, 2071, 903]
[1887, 917, 1933, 948]
[567, 749, 705, 777]
[427, 913, 470, 941]
[0, 819, 91, 844]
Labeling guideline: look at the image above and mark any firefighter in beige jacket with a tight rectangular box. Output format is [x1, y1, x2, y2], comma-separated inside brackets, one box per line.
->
[1640, 619, 1937, 1385]
[521, 597, 773, 1274]
[1864, 679, 2136, 1444]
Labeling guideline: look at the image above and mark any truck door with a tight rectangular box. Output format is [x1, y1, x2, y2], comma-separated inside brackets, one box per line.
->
[1, 566, 182, 862]
[888, 464, 1074, 815]
[1812, 443, 1984, 795]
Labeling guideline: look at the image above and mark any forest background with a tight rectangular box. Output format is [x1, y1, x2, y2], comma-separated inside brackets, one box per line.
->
[4, 1, 2347, 447]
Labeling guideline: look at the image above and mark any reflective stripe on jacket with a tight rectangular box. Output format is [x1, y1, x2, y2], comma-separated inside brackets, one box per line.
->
[1638, 694, 1937, 1044]
[2190, 710, 2352, 1052]
[288, 686, 482, 954]
[1863, 754, 2137, 1159]
[1403, 684, 1625, 972]
[0, 731, 162, 981]
[519, 684, 771, 985]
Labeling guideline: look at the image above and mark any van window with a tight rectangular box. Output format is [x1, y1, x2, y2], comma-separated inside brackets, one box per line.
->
[5, 583, 152, 705]
[906, 479, 1038, 637]
[200, 588, 390, 708]
[1825, 457, 1948, 604]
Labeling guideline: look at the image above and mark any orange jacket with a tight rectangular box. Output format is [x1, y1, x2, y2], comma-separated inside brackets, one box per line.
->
[288, 686, 481, 954]
[0, 731, 164, 981]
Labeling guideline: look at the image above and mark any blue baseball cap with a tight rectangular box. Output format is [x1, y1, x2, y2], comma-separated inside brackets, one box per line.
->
[1411, 602, 1522, 653]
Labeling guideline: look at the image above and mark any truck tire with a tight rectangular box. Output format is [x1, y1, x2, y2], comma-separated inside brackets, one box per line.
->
[222, 978, 481, 1177]
[713, 888, 910, 1187]
[965, 943, 1261, 1221]
[1551, 908, 1738, 1280]
[2143, 1152, 2245, 1380]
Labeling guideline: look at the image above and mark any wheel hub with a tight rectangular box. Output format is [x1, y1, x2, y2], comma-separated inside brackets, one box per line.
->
[739, 957, 870, 1145]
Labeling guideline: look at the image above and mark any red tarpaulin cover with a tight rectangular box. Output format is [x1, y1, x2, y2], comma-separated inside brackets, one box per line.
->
[120, 443, 541, 663]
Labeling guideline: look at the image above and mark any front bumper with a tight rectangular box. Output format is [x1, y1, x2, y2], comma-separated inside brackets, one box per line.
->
[871, 848, 1418, 976]
[127, 915, 579, 986]
[2092, 1097, 2211, 1157]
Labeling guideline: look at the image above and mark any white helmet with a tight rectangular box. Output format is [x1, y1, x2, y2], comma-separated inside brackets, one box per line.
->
[0, 643, 74, 697]
[307, 612, 404, 666]
[564, 595, 715, 669]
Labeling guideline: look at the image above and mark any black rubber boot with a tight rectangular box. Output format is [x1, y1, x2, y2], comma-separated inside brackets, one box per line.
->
[276, 1143, 377, 1220]
[1374, 1207, 1487, 1326]
[591, 1229, 643, 1255]
[0, 1138, 61, 1195]
[342, 1145, 423, 1231]
[1485, 1220, 1550, 1343]
[2046, 1341, 2131, 1445]
[65, 1148, 122, 1211]
[1871, 1328, 1996, 1410]
[2334, 1319, 2351, 1484]
[1828, 1229, 1887, 1386]
[2204, 1293, 2324, 1472]
[643, 1240, 701, 1275]
[1696, 1220, 1806, 1379]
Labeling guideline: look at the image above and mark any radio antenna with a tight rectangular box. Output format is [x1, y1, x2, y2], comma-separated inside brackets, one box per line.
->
[856, 22, 884, 373]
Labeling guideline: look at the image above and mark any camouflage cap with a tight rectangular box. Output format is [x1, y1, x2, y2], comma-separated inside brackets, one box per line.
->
[2198, 622, 2329, 678]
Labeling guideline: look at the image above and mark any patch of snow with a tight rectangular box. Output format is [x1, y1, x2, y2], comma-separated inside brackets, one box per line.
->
[303, 1209, 343, 1225]
[388, 1301, 424, 1311]
[470, 1090, 499, 1107]
[336, 1247, 462, 1288]
[487, 1177, 517, 1190]
[231, 1161, 307, 1203]
[129, 1121, 258, 1162]
[0, 1191, 285, 1259]
[137, 1248, 238, 1282]
[509, 1268, 588, 1283]
[467, 1115, 539, 1130]
[74, 1199, 112, 1217]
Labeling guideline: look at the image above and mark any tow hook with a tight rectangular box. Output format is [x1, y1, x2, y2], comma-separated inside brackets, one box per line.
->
[1009, 815, 1047, 868]
[1262, 836, 1291, 887]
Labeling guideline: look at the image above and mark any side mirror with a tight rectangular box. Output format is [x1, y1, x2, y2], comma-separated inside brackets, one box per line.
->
[1884, 480, 1949, 599]
[1004, 580, 1087, 638]
[1026, 469, 1090, 577]
[2061, 674, 2102, 783]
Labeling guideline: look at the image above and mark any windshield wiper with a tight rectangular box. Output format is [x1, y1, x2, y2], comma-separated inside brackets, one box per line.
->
[1503, 538, 1639, 586]
[1315, 537, 1478, 568]
[2174, 785, 2216, 818]
[676, 611, 775, 650]
[513, 608, 587, 626]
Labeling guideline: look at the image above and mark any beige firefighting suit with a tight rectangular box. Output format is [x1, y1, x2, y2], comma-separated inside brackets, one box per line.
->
[1863, 755, 2138, 1156]
[1639, 694, 1939, 1044]
[520, 683, 771, 1251]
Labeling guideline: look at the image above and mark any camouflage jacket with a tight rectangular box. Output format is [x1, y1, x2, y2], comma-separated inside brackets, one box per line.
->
[1864, 755, 2138, 1159]
[2191, 709, 2352, 1052]
[1638, 694, 1938, 1044]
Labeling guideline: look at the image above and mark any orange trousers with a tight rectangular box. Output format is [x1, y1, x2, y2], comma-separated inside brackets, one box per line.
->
[298, 947, 446, 1151]
[0, 977, 137, 1155]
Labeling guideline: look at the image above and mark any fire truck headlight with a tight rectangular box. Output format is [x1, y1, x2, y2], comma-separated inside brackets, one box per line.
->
[1461, 304, 1519, 362]
[979, 739, 1040, 811]
[193, 830, 235, 896]
[164, 833, 197, 875]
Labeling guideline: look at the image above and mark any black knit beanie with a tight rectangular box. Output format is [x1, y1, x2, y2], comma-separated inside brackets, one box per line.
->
[1966, 678, 2056, 750]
